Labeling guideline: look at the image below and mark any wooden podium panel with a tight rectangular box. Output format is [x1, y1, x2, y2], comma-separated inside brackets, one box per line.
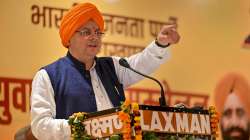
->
[80, 105, 212, 139]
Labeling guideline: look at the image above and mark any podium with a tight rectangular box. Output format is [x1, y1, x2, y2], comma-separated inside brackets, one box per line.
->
[68, 103, 219, 140]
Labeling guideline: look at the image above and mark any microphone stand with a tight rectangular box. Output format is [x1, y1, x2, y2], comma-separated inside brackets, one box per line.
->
[119, 58, 167, 107]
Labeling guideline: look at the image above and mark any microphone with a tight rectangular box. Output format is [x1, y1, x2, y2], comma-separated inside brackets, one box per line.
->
[119, 58, 167, 107]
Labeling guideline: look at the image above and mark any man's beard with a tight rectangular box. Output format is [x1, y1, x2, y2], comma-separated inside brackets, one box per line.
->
[221, 124, 250, 140]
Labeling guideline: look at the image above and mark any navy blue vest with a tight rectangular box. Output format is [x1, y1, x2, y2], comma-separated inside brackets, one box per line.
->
[43, 53, 125, 119]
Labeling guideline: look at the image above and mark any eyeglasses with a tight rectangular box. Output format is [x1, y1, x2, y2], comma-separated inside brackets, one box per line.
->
[76, 29, 105, 38]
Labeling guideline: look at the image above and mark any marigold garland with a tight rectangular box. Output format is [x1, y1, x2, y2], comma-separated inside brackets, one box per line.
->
[118, 100, 142, 140]
[118, 100, 132, 140]
[68, 112, 90, 140]
[208, 106, 220, 138]
[132, 103, 142, 140]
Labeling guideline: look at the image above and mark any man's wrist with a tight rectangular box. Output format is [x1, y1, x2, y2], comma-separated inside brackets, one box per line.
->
[155, 39, 170, 48]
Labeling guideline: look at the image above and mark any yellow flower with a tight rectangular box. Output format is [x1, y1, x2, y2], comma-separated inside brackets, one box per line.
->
[132, 103, 139, 110]
[134, 116, 141, 121]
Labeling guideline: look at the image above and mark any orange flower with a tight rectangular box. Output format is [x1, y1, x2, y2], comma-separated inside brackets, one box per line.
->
[123, 133, 131, 139]
[135, 135, 142, 140]
[212, 127, 218, 132]
[119, 112, 129, 120]
[124, 100, 131, 106]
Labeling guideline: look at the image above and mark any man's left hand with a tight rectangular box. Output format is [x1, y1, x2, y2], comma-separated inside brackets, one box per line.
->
[156, 24, 180, 46]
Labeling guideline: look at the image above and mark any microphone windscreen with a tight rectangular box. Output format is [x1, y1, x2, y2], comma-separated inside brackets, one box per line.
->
[119, 58, 130, 68]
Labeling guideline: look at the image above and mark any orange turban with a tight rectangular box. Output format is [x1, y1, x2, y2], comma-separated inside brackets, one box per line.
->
[214, 73, 250, 118]
[59, 3, 104, 47]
